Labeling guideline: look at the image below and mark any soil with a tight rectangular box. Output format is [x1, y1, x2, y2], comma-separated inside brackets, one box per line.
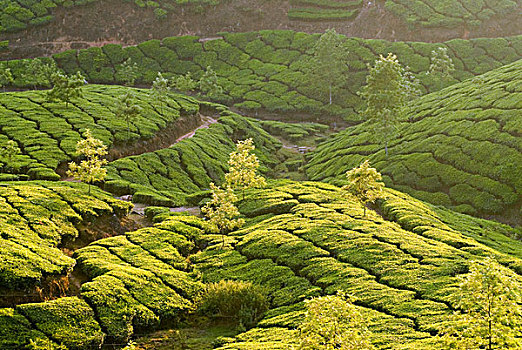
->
[2, 0, 521, 60]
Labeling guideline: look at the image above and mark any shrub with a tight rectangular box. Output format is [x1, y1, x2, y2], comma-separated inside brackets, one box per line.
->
[197, 280, 269, 328]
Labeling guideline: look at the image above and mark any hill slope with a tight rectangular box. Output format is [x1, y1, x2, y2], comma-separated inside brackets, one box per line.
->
[0, 85, 201, 180]
[4, 32, 522, 120]
[306, 59, 522, 224]
[2, 180, 521, 349]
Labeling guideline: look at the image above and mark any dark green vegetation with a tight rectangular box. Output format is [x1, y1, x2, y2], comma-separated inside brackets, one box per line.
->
[0, 0, 217, 34]
[1, 0, 520, 35]
[0, 85, 199, 180]
[3, 181, 521, 349]
[4, 31, 522, 119]
[385, 0, 520, 28]
[0, 181, 131, 294]
[306, 59, 522, 223]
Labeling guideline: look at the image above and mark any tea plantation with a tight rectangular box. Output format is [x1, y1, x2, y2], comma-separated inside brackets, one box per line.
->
[384, 0, 520, 28]
[4, 31, 522, 119]
[104, 109, 284, 207]
[306, 59, 522, 222]
[1, 0, 520, 34]
[0, 181, 131, 295]
[0, 85, 200, 180]
[2, 181, 521, 349]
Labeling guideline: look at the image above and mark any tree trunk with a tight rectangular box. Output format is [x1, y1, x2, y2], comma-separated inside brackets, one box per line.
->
[329, 85, 332, 105]
[385, 141, 388, 157]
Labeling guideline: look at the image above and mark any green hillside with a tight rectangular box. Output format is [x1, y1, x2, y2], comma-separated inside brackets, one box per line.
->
[4, 31, 522, 119]
[1, 0, 520, 35]
[385, 0, 520, 28]
[306, 59, 522, 222]
[0, 181, 131, 294]
[0, 85, 199, 180]
[2, 180, 521, 349]
[104, 109, 284, 207]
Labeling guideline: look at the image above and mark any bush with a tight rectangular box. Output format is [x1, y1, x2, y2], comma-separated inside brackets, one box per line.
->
[197, 280, 269, 328]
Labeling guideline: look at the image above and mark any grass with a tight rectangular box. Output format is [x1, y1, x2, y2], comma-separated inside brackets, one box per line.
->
[0, 85, 199, 180]
[305, 59, 522, 222]
[2, 180, 521, 348]
[3, 31, 522, 120]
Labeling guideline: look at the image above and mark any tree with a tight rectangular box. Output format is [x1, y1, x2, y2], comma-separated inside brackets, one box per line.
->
[225, 138, 266, 200]
[67, 129, 108, 194]
[1, 140, 20, 172]
[23, 58, 59, 89]
[359, 53, 419, 156]
[47, 71, 86, 108]
[116, 91, 142, 141]
[438, 257, 522, 350]
[171, 72, 197, 93]
[343, 160, 384, 217]
[427, 47, 455, 90]
[201, 183, 244, 247]
[150, 72, 170, 114]
[307, 28, 350, 105]
[199, 66, 223, 98]
[119, 58, 140, 86]
[299, 291, 374, 350]
[0, 67, 14, 92]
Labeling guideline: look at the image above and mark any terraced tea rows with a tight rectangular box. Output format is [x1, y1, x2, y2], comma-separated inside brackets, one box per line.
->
[104, 110, 284, 206]
[0, 0, 217, 34]
[0, 85, 199, 180]
[288, 0, 362, 21]
[306, 59, 522, 222]
[4, 31, 522, 119]
[0, 181, 131, 295]
[3, 180, 520, 349]
[385, 0, 521, 28]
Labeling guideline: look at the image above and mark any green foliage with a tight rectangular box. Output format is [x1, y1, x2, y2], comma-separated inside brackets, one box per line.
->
[307, 59, 522, 220]
[202, 183, 244, 242]
[0, 67, 14, 90]
[225, 138, 266, 198]
[199, 66, 223, 98]
[437, 257, 522, 349]
[427, 47, 455, 89]
[66, 129, 108, 193]
[118, 58, 140, 86]
[197, 280, 269, 328]
[306, 28, 350, 105]
[22, 58, 60, 89]
[171, 72, 197, 93]
[1, 140, 20, 165]
[343, 160, 384, 217]
[47, 71, 85, 107]
[116, 91, 142, 140]
[359, 53, 419, 156]
[299, 292, 374, 350]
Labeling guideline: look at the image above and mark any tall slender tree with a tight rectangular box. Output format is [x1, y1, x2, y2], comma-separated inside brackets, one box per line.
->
[67, 129, 108, 194]
[359, 53, 419, 156]
[150, 72, 170, 114]
[308, 28, 350, 105]
[201, 183, 244, 247]
[343, 160, 384, 217]
[225, 138, 266, 200]
[116, 91, 142, 141]
[47, 71, 86, 108]
[427, 47, 455, 90]
[438, 257, 522, 350]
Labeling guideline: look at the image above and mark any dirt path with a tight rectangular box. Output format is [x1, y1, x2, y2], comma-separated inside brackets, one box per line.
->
[174, 115, 218, 145]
